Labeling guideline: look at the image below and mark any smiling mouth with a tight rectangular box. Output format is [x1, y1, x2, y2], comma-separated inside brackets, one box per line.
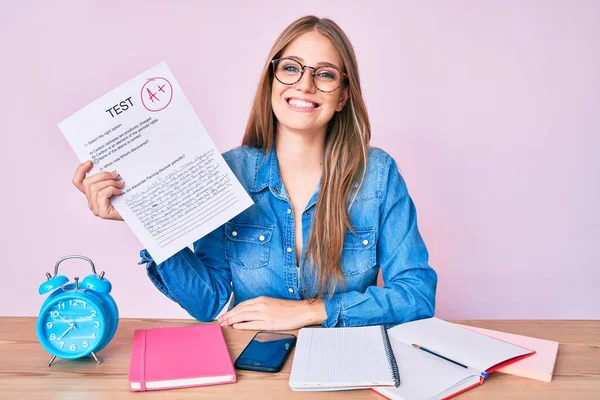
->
[286, 98, 320, 109]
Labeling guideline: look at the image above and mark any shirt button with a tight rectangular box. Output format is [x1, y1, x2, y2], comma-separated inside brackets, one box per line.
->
[286, 247, 293, 253]
[287, 208, 292, 214]
[362, 239, 369, 245]
[288, 288, 294, 293]
[259, 235, 265, 242]
[305, 210, 311, 215]
[232, 231, 238, 237]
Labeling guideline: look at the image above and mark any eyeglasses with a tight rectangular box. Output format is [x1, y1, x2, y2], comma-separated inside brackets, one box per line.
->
[271, 57, 348, 93]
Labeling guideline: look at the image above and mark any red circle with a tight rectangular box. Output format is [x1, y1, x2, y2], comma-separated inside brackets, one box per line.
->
[140, 77, 173, 112]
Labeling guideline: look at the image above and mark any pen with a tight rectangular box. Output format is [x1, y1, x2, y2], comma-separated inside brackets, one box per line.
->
[411, 344, 489, 379]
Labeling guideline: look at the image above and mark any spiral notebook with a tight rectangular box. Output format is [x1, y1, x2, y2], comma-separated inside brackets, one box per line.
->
[289, 325, 400, 391]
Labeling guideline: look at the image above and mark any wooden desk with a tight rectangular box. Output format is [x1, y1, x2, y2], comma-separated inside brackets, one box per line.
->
[1, 318, 598, 399]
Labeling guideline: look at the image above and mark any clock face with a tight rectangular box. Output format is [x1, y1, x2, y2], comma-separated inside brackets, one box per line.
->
[40, 296, 106, 357]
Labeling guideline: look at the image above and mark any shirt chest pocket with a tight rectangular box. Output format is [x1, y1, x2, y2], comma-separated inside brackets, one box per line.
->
[224, 222, 273, 270]
[341, 227, 377, 276]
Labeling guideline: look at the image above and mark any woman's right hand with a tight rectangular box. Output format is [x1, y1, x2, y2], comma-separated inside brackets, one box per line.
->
[72, 160, 124, 221]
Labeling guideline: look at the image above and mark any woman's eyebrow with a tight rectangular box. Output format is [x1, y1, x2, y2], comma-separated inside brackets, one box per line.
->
[287, 55, 340, 69]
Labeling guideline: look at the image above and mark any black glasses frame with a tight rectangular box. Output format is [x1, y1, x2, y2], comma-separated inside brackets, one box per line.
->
[271, 57, 348, 93]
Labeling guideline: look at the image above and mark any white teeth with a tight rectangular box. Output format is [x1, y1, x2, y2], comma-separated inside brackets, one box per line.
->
[288, 99, 317, 108]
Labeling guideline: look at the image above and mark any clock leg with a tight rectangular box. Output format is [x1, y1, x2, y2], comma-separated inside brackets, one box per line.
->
[47, 355, 56, 367]
[91, 352, 102, 365]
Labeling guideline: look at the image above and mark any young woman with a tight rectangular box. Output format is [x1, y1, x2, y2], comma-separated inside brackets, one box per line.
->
[72, 15, 437, 330]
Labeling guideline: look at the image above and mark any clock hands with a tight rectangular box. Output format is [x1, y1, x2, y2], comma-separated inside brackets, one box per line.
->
[55, 314, 78, 329]
[58, 323, 75, 340]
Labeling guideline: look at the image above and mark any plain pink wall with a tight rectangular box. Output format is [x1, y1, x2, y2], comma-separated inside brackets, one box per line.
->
[1, 1, 598, 319]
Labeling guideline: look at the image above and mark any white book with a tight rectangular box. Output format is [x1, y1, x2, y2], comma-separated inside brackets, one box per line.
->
[289, 325, 400, 391]
[373, 318, 535, 400]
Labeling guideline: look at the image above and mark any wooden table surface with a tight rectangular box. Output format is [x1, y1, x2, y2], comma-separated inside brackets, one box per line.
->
[0, 318, 598, 399]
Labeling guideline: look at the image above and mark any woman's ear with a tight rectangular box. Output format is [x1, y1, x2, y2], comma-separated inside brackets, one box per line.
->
[336, 86, 349, 112]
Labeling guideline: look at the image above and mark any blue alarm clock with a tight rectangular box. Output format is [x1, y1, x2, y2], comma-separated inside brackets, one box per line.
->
[37, 255, 119, 367]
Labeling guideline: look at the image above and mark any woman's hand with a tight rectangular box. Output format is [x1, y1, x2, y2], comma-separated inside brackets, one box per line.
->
[72, 160, 124, 221]
[218, 296, 327, 330]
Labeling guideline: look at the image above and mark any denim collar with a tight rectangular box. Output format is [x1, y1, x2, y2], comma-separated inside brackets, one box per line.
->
[250, 145, 320, 211]
[251, 145, 283, 195]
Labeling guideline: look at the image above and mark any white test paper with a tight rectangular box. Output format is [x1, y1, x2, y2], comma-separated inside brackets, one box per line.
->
[59, 62, 254, 263]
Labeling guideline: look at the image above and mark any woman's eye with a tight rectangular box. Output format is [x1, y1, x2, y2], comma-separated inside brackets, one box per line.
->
[317, 71, 336, 80]
[283, 65, 300, 73]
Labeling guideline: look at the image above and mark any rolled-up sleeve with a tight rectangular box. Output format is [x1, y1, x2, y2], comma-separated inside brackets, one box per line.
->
[138, 225, 233, 322]
[323, 156, 437, 328]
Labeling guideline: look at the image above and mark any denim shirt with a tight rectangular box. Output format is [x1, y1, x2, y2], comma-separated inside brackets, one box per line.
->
[139, 145, 437, 328]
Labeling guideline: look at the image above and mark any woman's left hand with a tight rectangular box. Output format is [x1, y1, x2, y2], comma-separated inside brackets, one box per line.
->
[217, 296, 326, 330]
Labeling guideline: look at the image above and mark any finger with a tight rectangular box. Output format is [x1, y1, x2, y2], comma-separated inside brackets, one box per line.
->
[83, 172, 119, 210]
[218, 302, 260, 322]
[232, 321, 274, 330]
[218, 296, 271, 322]
[83, 171, 120, 191]
[72, 160, 93, 193]
[89, 179, 123, 202]
[220, 296, 264, 318]
[96, 186, 122, 219]
[238, 296, 265, 307]
[218, 306, 249, 323]
[221, 310, 263, 326]
[89, 180, 123, 215]
[218, 303, 264, 322]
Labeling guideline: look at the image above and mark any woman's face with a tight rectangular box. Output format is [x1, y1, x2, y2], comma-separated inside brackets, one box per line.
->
[271, 31, 349, 137]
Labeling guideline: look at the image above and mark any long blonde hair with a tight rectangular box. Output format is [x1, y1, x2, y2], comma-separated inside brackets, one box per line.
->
[242, 15, 371, 297]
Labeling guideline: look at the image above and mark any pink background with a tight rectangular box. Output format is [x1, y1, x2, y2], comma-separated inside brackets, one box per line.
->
[1, 1, 598, 319]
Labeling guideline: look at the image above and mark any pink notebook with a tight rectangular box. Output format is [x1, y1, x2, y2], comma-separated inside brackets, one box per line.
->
[458, 325, 559, 382]
[128, 324, 236, 391]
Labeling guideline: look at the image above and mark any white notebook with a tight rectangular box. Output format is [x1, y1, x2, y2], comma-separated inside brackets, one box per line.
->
[289, 325, 400, 391]
[373, 318, 535, 400]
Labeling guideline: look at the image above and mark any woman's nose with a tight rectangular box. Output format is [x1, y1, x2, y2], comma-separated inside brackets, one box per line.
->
[296, 69, 317, 92]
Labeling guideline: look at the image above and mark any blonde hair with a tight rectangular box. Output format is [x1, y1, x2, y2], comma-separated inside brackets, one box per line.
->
[242, 15, 371, 297]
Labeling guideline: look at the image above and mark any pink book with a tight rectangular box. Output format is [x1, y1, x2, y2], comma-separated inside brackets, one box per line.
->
[458, 325, 559, 382]
[128, 324, 236, 391]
